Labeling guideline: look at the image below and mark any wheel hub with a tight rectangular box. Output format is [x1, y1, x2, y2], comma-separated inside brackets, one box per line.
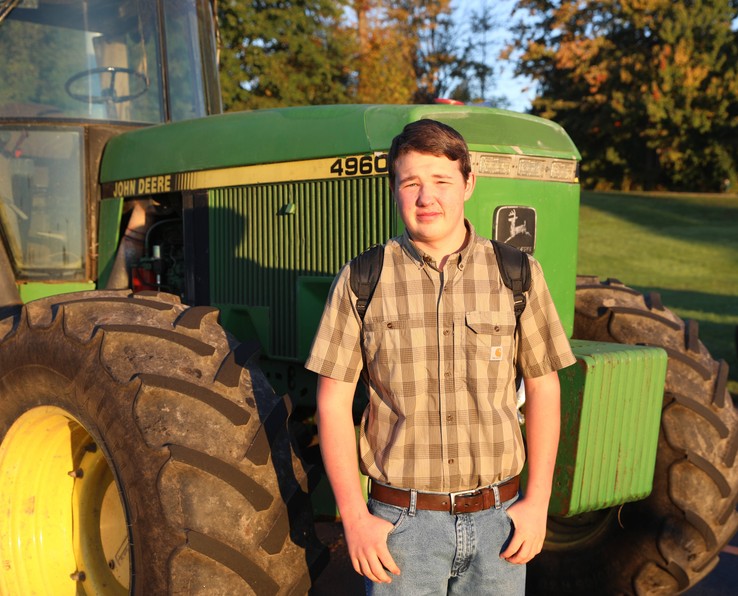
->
[0, 406, 130, 594]
[545, 508, 617, 551]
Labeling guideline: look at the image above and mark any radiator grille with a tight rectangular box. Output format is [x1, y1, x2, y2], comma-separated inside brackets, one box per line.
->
[209, 176, 397, 358]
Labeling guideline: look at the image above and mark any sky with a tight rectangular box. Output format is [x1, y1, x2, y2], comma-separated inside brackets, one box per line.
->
[454, 0, 535, 112]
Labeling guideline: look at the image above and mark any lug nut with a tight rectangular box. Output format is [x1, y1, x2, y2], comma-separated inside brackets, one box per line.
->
[70, 571, 86, 582]
[68, 469, 84, 479]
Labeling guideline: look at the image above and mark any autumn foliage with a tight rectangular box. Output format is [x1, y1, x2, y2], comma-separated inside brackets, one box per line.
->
[216, 1, 737, 191]
[217, 1, 496, 109]
[509, 0, 738, 191]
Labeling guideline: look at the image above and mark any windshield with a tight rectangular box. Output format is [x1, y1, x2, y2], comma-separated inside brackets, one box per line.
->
[0, 0, 218, 124]
[0, 126, 86, 279]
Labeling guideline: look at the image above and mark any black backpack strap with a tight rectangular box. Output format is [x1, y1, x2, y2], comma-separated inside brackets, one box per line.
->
[349, 244, 385, 322]
[349, 241, 528, 324]
[491, 240, 530, 321]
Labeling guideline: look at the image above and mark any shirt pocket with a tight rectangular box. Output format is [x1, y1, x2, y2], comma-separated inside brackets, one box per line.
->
[458, 311, 516, 380]
[363, 318, 426, 396]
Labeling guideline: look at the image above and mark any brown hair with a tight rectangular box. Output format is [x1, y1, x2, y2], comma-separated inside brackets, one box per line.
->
[387, 119, 471, 187]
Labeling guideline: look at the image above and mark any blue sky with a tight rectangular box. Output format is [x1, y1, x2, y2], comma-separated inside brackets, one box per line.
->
[454, 0, 535, 112]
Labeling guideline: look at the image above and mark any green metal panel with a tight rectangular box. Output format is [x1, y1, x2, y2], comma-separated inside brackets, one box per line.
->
[209, 177, 397, 359]
[297, 275, 336, 360]
[100, 105, 580, 183]
[552, 339, 668, 516]
[18, 282, 95, 303]
[97, 197, 124, 288]
[218, 305, 271, 354]
[466, 177, 579, 336]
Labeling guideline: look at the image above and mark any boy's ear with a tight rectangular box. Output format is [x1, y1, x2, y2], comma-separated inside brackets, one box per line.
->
[464, 172, 477, 201]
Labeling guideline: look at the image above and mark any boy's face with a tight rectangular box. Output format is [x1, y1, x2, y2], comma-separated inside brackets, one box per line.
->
[392, 150, 475, 252]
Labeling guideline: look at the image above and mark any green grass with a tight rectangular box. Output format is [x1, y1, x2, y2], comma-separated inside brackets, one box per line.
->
[577, 191, 738, 394]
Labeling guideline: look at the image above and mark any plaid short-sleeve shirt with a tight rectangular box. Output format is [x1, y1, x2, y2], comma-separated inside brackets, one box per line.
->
[306, 223, 576, 492]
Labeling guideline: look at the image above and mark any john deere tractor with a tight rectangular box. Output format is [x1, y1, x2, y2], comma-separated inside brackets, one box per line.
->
[0, 1, 736, 594]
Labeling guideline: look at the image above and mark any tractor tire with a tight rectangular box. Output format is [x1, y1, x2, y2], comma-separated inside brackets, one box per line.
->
[0, 290, 326, 595]
[527, 277, 738, 595]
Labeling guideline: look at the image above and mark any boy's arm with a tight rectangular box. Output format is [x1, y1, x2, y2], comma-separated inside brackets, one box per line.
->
[500, 370, 560, 564]
[316, 375, 400, 583]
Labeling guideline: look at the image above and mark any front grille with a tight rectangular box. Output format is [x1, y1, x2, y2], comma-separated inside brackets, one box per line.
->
[209, 175, 396, 358]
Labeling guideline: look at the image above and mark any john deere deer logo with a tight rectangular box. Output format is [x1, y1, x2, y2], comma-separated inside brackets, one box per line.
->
[505, 209, 531, 243]
[493, 206, 537, 254]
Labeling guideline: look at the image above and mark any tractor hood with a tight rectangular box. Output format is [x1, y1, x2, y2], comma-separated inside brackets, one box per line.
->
[99, 104, 580, 197]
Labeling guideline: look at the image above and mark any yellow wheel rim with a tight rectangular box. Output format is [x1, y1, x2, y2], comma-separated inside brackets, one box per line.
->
[0, 406, 130, 595]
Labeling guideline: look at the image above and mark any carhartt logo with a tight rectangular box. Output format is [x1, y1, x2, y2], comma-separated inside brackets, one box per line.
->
[491, 347, 503, 361]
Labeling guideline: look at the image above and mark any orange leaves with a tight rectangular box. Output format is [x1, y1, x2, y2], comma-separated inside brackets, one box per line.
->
[508, 0, 738, 190]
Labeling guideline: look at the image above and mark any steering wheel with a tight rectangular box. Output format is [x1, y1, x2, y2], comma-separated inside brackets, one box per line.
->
[65, 66, 149, 104]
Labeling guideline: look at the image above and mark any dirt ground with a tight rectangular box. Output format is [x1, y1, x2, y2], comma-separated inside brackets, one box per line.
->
[309, 522, 364, 595]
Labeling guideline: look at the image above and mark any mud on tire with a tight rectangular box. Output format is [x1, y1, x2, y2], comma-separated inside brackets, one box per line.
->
[0, 291, 326, 595]
[527, 277, 738, 595]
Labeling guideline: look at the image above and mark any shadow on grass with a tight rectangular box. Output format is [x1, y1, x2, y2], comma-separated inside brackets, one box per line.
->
[582, 192, 738, 229]
[582, 192, 738, 260]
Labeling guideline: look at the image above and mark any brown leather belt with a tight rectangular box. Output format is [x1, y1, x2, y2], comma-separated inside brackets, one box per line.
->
[370, 476, 520, 515]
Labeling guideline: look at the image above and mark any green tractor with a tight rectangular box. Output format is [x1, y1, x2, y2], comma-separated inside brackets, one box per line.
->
[0, 1, 735, 594]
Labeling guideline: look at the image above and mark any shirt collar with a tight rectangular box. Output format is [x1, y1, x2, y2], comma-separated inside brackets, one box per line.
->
[399, 220, 478, 271]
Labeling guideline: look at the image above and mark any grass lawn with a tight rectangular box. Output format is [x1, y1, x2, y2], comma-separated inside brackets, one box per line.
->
[577, 191, 738, 394]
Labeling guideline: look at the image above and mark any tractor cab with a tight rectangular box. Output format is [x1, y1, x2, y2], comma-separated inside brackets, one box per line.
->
[0, 0, 220, 300]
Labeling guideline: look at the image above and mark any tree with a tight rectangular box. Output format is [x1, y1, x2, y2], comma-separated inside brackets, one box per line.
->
[347, 0, 457, 104]
[217, 0, 354, 111]
[216, 1, 505, 110]
[348, 0, 498, 105]
[508, 0, 738, 191]
[351, 0, 417, 103]
[392, 0, 458, 103]
[450, 1, 511, 107]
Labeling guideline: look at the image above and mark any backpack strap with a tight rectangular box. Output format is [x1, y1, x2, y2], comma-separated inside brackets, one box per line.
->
[349, 244, 385, 322]
[491, 240, 531, 322]
[349, 241, 530, 325]
[491, 240, 531, 388]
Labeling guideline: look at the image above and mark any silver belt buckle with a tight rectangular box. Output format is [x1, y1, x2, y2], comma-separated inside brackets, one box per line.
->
[448, 488, 479, 514]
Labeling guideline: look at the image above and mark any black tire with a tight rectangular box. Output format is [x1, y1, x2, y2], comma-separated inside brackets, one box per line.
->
[0, 290, 326, 595]
[527, 277, 738, 595]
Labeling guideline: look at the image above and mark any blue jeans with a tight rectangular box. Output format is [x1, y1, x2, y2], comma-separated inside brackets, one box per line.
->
[365, 495, 524, 595]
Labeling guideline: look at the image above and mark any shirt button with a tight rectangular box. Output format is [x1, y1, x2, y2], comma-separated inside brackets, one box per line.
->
[448, 459, 454, 464]
[446, 415, 454, 422]
[494, 325, 500, 332]
[387, 322, 393, 329]
[443, 329, 450, 336]
[444, 371, 451, 378]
